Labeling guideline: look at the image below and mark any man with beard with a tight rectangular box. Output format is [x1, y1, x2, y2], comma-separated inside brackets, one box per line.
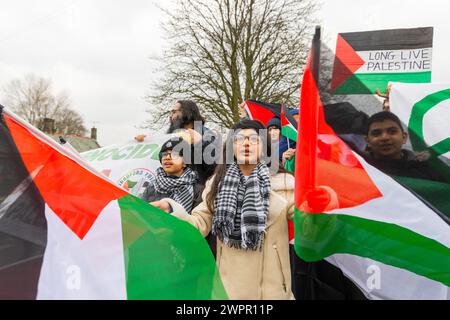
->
[136, 100, 218, 185]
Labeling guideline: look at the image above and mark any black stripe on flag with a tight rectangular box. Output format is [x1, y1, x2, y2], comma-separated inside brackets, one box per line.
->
[340, 27, 433, 51]
[0, 105, 47, 299]
[247, 99, 281, 117]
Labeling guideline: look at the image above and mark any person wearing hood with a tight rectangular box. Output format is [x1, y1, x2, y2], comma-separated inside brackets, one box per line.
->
[279, 108, 298, 165]
[267, 116, 281, 142]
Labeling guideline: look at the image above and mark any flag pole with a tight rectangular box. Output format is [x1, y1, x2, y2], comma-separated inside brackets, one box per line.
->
[282, 98, 290, 150]
[296, 25, 321, 205]
[311, 26, 321, 85]
[309, 25, 321, 191]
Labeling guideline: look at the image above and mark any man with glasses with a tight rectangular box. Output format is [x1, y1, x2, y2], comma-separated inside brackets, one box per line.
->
[141, 137, 201, 214]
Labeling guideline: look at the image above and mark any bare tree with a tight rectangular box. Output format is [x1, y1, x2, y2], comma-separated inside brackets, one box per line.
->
[54, 103, 87, 136]
[145, 0, 319, 129]
[2, 74, 87, 136]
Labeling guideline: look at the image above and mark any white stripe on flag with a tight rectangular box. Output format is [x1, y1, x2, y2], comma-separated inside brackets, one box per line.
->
[326, 254, 449, 300]
[37, 201, 127, 299]
[328, 154, 450, 248]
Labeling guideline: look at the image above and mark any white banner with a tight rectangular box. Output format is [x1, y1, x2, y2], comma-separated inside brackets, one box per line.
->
[80, 134, 172, 198]
[390, 82, 450, 162]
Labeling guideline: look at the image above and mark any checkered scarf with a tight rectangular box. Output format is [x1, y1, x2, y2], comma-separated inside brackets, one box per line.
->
[154, 167, 198, 213]
[212, 162, 271, 251]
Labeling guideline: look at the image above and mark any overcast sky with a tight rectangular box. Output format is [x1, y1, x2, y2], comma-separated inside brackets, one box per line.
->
[0, 0, 449, 146]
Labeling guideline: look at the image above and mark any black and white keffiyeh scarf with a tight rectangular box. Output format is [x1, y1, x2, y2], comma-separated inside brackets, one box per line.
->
[212, 162, 271, 251]
[154, 167, 198, 213]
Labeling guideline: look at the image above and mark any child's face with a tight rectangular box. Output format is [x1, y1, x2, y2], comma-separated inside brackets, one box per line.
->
[161, 150, 186, 176]
[366, 120, 407, 159]
[268, 126, 280, 141]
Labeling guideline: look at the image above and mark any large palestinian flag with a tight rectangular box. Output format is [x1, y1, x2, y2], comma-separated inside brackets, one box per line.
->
[0, 106, 226, 299]
[294, 32, 450, 300]
[331, 27, 433, 95]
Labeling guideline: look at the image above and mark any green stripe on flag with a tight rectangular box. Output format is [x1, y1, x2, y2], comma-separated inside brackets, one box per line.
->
[395, 176, 450, 220]
[294, 208, 450, 286]
[282, 125, 298, 142]
[284, 155, 296, 173]
[335, 72, 431, 95]
[118, 195, 227, 300]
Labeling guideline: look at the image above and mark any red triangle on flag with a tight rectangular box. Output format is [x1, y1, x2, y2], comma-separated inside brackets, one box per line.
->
[280, 104, 289, 127]
[4, 114, 127, 240]
[331, 34, 365, 93]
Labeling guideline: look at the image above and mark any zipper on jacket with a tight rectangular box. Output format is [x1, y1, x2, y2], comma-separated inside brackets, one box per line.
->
[259, 239, 265, 299]
[273, 244, 287, 292]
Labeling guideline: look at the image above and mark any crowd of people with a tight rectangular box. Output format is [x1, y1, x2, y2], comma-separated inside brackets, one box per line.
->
[133, 93, 448, 300]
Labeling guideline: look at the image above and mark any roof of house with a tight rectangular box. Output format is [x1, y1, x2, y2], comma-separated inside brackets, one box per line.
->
[48, 134, 101, 153]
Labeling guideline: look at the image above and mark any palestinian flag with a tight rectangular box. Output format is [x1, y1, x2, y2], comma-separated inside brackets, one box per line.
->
[280, 103, 298, 143]
[331, 27, 433, 95]
[0, 106, 226, 299]
[294, 32, 450, 300]
[244, 100, 280, 127]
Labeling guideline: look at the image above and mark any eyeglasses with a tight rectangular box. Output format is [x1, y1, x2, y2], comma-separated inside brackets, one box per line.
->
[161, 151, 182, 159]
[233, 134, 261, 145]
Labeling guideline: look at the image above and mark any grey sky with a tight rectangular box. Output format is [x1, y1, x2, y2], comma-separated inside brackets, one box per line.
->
[0, 0, 449, 146]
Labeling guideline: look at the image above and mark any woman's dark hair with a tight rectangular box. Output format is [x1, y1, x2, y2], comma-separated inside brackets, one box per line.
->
[205, 119, 292, 213]
[177, 100, 205, 126]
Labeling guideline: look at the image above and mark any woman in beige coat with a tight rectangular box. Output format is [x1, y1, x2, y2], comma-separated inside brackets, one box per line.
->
[152, 120, 295, 300]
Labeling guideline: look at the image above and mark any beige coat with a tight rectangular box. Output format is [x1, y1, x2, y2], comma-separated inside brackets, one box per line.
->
[165, 172, 295, 300]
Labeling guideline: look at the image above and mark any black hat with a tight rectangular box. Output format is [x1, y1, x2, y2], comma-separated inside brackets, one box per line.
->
[232, 119, 265, 132]
[158, 136, 189, 162]
[267, 117, 281, 130]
